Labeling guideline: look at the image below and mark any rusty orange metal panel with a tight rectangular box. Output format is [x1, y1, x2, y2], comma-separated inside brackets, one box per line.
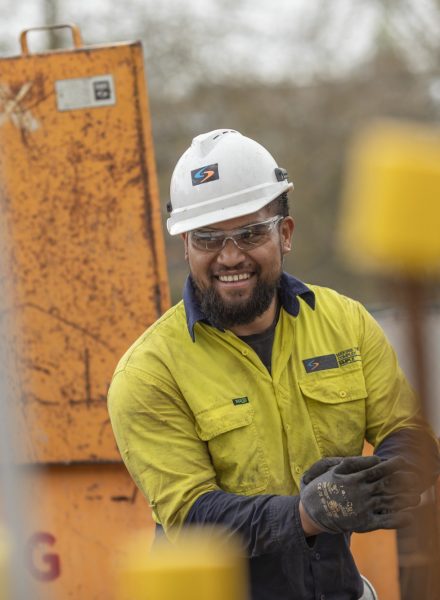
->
[0, 27, 170, 463]
[19, 464, 155, 600]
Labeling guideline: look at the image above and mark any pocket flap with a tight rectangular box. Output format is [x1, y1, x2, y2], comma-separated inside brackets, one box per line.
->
[299, 368, 367, 404]
[195, 403, 254, 441]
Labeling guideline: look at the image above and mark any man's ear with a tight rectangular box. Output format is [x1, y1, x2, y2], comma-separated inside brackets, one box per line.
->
[181, 233, 189, 260]
[280, 217, 295, 255]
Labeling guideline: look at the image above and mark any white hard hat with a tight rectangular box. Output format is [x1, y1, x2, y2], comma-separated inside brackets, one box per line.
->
[167, 129, 293, 235]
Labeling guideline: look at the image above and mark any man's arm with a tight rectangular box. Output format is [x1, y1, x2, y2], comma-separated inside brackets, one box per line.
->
[375, 428, 440, 491]
[356, 302, 440, 487]
[108, 366, 315, 554]
[187, 455, 421, 543]
[185, 490, 313, 555]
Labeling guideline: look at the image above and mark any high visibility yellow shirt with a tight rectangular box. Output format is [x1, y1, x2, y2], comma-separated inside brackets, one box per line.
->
[107, 274, 423, 537]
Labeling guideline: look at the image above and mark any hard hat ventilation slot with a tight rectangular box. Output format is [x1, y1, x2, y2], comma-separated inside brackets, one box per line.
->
[213, 130, 235, 141]
[275, 167, 288, 182]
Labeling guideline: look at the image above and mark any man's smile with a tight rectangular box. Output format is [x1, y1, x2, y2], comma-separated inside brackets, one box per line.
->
[214, 271, 256, 290]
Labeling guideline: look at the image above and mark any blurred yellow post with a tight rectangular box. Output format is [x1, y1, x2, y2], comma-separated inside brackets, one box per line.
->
[338, 119, 440, 599]
[0, 525, 10, 600]
[339, 120, 440, 276]
[118, 527, 248, 600]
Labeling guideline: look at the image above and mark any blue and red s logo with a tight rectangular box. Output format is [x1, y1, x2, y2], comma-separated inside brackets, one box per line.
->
[306, 359, 320, 371]
[303, 354, 339, 373]
[191, 163, 219, 186]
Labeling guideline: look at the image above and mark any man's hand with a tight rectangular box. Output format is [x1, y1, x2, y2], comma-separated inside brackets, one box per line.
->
[299, 455, 421, 534]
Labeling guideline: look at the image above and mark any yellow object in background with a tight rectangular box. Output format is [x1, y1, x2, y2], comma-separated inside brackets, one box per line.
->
[338, 120, 440, 276]
[119, 527, 248, 600]
[0, 525, 10, 600]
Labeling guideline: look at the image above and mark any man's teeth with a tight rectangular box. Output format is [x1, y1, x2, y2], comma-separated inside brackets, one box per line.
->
[218, 273, 251, 282]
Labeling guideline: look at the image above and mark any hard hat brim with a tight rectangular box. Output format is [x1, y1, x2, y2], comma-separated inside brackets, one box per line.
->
[167, 181, 293, 235]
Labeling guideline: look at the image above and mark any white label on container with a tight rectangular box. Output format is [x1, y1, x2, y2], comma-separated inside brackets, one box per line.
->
[55, 74, 116, 111]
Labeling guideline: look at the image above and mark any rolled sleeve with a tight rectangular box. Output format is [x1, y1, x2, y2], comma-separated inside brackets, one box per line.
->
[357, 304, 428, 447]
[108, 367, 219, 535]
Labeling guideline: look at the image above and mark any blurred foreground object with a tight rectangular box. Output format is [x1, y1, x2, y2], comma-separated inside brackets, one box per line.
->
[339, 120, 440, 277]
[0, 24, 169, 598]
[118, 528, 248, 600]
[0, 525, 10, 600]
[338, 119, 440, 600]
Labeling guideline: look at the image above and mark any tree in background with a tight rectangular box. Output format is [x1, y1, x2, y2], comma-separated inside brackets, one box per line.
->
[0, 0, 439, 304]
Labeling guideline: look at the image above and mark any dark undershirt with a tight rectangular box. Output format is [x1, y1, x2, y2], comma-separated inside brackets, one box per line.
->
[237, 306, 280, 374]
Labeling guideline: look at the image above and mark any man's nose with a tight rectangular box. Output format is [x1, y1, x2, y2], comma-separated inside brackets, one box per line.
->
[216, 238, 246, 266]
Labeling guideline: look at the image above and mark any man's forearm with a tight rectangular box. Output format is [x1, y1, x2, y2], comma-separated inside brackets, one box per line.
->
[185, 490, 314, 556]
[375, 428, 440, 490]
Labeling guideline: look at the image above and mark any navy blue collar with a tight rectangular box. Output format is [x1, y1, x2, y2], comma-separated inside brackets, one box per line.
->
[183, 272, 315, 341]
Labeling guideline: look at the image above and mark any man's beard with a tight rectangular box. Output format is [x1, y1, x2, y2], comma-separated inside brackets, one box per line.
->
[190, 268, 281, 329]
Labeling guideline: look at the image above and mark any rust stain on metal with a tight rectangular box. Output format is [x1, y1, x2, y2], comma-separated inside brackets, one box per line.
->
[83, 347, 91, 408]
[111, 485, 138, 504]
[0, 41, 170, 464]
[130, 43, 168, 318]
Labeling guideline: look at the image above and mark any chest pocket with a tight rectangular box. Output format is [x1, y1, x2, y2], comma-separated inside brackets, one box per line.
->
[195, 403, 269, 494]
[299, 367, 367, 456]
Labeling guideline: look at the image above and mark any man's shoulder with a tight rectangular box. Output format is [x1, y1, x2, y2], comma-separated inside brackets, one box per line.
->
[304, 282, 362, 311]
[113, 300, 189, 374]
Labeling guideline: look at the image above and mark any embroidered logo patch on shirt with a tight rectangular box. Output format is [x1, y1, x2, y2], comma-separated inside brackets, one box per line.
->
[303, 348, 361, 373]
[336, 347, 361, 366]
[232, 397, 249, 405]
[303, 354, 339, 373]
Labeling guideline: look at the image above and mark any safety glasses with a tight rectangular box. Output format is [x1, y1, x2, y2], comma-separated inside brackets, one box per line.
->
[189, 215, 284, 252]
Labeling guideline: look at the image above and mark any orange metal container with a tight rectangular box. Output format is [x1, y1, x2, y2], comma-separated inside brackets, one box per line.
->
[0, 25, 169, 598]
[20, 464, 155, 600]
[0, 25, 170, 464]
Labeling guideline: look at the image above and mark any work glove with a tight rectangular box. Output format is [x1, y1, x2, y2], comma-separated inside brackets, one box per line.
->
[300, 455, 421, 534]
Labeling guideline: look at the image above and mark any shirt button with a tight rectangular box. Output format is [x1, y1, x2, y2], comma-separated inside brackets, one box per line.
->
[339, 390, 347, 398]
[241, 349, 248, 356]
[285, 424, 291, 431]
[315, 552, 321, 560]
[295, 466, 301, 474]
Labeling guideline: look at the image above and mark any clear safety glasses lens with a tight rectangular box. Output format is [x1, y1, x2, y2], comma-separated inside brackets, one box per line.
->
[190, 215, 284, 252]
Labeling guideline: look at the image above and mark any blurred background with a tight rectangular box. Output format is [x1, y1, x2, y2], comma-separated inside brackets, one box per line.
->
[1, 0, 439, 305]
[1, 3, 439, 599]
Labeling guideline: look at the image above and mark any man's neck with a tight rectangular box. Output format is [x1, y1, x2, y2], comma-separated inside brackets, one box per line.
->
[229, 296, 278, 337]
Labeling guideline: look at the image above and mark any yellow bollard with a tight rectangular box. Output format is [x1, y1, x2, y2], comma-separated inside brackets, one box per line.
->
[338, 119, 440, 600]
[119, 527, 248, 600]
[338, 119, 440, 276]
[0, 525, 10, 600]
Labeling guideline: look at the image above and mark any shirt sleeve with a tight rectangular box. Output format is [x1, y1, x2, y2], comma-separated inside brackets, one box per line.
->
[357, 302, 440, 486]
[108, 367, 307, 556]
[185, 490, 309, 558]
[375, 428, 440, 490]
[108, 366, 308, 553]
[108, 367, 219, 536]
[357, 303, 435, 447]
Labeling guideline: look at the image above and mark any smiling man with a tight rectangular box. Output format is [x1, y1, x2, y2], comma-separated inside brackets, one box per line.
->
[108, 129, 439, 600]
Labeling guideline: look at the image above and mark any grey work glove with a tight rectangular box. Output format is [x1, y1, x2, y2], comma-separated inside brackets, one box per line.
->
[300, 455, 421, 534]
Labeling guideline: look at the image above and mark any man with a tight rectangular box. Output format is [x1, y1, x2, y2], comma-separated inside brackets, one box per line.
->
[108, 129, 439, 600]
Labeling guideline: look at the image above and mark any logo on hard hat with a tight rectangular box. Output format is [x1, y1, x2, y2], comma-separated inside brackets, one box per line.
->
[191, 163, 219, 186]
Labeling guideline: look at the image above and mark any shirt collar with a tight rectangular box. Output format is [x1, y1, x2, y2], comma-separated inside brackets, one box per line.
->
[183, 272, 315, 341]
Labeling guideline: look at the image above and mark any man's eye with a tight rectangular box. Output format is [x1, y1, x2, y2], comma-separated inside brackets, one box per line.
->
[240, 229, 254, 240]
[240, 226, 266, 240]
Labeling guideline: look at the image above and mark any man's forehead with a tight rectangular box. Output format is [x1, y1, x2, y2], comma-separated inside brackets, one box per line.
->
[196, 207, 272, 231]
